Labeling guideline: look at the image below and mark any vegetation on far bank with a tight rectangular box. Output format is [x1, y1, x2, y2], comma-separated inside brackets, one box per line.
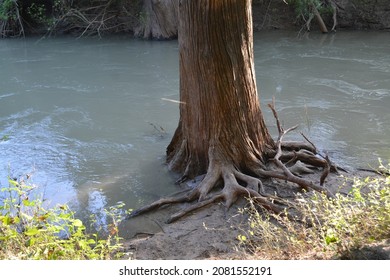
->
[0, 0, 142, 38]
[1, 0, 389, 39]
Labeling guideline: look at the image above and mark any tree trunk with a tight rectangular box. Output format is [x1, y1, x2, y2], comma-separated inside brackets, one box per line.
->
[312, 4, 329, 33]
[135, 0, 179, 39]
[167, 0, 275, 184]
[129, 0, 336, 223]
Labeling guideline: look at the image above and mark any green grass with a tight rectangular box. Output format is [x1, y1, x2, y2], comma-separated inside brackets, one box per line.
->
[237, 161, 390, 259]
[0, 176, 126, 260]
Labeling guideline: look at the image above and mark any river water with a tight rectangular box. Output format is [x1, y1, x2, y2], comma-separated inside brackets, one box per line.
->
[1, 31, 389, 229]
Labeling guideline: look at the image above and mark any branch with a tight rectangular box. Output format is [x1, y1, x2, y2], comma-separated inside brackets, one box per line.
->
[266, 100, 335, 198]
[330, 0, 338, 31]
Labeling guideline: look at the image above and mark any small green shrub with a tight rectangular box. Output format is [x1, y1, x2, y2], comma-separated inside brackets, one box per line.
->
[238, 161, 390, 259]
[26, 2, 50, 25]
[0, 176, 125, 260]
[0, 0, 16, 21]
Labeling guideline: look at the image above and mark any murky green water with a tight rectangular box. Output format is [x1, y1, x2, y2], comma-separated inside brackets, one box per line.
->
[1, 31, 389, 229]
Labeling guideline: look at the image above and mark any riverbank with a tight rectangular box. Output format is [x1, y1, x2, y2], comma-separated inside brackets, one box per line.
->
[1, 1, 389, 38]
[119, 168, 390, 260]
[1, 167, 388, 260]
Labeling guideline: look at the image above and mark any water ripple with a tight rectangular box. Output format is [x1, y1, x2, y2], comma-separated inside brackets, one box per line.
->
[0, 93, 16, 100]
[307, 78, 390, 100]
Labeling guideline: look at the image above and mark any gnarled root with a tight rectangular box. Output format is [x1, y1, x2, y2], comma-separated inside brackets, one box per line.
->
[128, 101, 341, 223]
[128, 162, 285, 224]
[128, 137, 338, 224]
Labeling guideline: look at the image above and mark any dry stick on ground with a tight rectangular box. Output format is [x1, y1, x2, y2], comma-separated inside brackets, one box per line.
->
[128, 103, 336, 223]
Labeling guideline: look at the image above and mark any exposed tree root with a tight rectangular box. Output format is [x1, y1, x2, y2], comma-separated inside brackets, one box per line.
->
[128, 101, 341, 223]
[129, 161, 285, 224]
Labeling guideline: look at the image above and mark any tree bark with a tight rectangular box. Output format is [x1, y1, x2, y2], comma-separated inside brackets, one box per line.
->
[135, 0, 179, 39]
[167, 0, 275, 182]
[128, 0, 336, 223]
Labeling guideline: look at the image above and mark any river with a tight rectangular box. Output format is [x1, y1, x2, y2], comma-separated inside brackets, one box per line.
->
[1, 31, 389, 231]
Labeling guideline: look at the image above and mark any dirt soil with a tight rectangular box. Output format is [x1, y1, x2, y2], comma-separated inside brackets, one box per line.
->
[118, 169, 378, 260]
[120, 200, 248, 260]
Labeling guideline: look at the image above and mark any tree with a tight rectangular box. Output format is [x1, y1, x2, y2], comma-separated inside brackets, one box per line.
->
[135, 0, 179, 39]
[131, 0, 336, 223]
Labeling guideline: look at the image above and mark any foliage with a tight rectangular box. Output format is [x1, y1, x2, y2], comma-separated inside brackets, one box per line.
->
[0, 175, 125, 260]
[286, 0, 321, 17]
[0, 0, 22, 38]
[237, 161, 390, 259]
[1, 0, 137, 37]
[0, 0, 16, 21]
[26, 2, 50, 25]
[1, 0, 24, 37]
[285, 0, 332, 19]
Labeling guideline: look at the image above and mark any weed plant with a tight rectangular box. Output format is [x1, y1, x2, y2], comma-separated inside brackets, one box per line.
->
[0, 176, 125, 260]
[237, 161, 390, 259]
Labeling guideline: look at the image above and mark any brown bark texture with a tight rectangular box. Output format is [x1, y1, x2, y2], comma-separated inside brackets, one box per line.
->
[167, 0, 275, 181]
[135, 0, 179, 39]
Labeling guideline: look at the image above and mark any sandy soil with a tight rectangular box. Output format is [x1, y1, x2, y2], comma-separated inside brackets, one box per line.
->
[118, 169, 379, 260]
[119, 201, 248, 260]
